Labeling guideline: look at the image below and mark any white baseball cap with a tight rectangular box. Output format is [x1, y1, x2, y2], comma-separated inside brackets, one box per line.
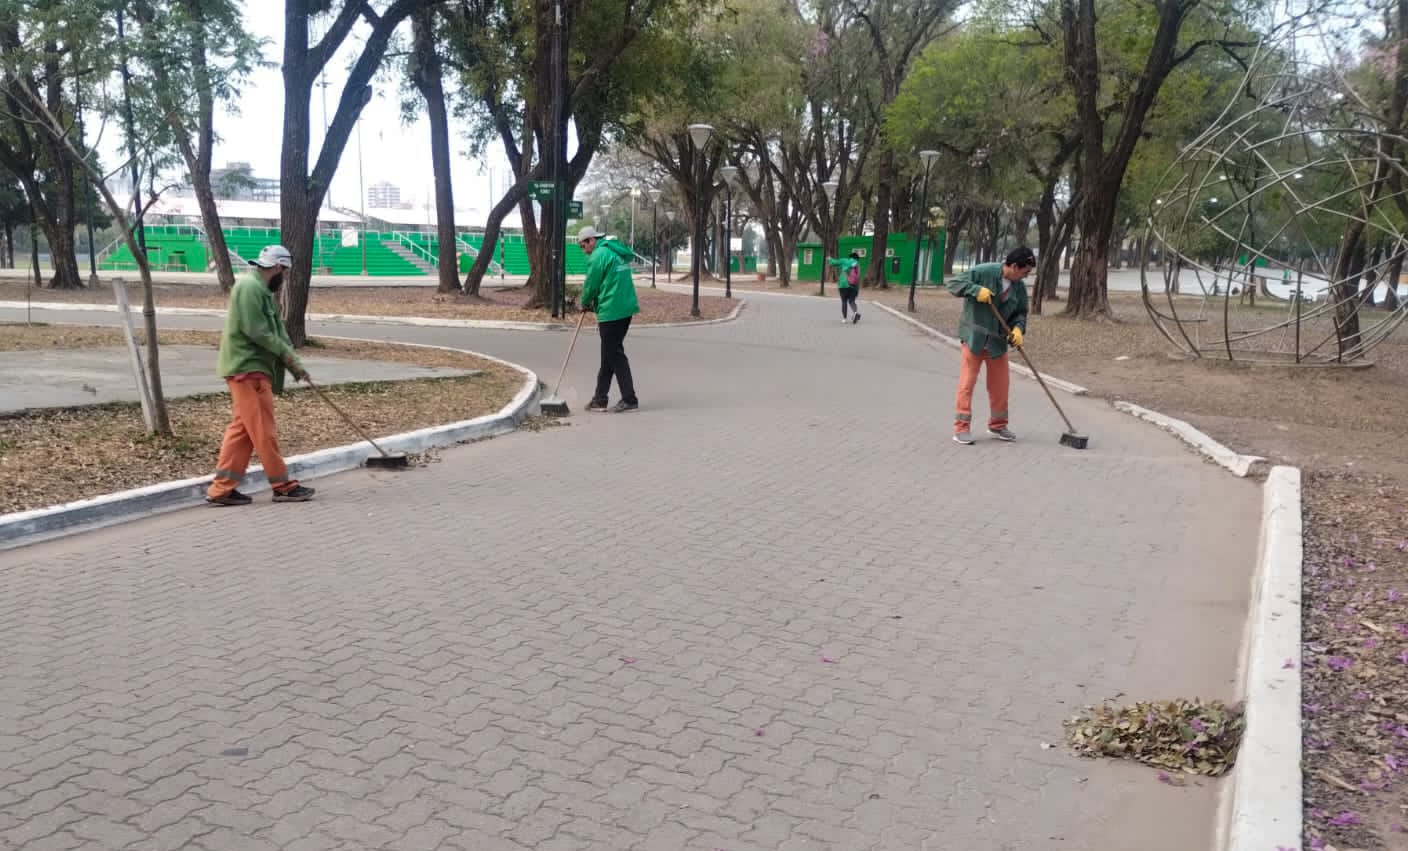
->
[251, 245, 294, 268]
[576, 226, 604, 243]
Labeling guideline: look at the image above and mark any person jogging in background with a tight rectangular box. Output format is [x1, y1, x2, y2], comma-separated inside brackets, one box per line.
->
[827, 250, 863, 323]
[205, 245, 316, 505]
[945, 246, 1035, 445]
[578, 226, 641, 413]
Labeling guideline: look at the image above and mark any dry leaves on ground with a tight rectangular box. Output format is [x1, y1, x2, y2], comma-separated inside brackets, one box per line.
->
[1064, 698, 1246, 777]
[0, 280, 735, 325]
[1301, 473, 1408, 851]
[0, 326, 524, 514]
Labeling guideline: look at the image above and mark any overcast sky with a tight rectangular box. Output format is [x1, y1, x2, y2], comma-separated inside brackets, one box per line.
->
[95, 0, 522, 213]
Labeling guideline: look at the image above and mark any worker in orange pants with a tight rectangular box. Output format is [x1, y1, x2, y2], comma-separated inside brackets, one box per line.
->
[945, 246, 1035, 445]
[206, 245, 316, 505]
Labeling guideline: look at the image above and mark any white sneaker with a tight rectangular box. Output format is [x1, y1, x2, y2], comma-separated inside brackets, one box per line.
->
[842, 317, 850, 324]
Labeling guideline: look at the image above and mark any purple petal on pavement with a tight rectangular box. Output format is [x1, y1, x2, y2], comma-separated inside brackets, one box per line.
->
[1365, 638, 1382, 650]
[754, 728, 764, 737]
[1329, 811, 1362, 827]
[619, 656, 637, 664]
[1386, 754, 1400, 771]
[1328, 656, 1354, 672]
[1398, 651, 1408, 666]
[820, 655, 836, 663]
[1283, 658, 1297, 669]
[1389, 589, 1403, 603]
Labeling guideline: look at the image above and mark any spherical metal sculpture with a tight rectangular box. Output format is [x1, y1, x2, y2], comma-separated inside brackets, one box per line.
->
[1142, 44, 1408, 365]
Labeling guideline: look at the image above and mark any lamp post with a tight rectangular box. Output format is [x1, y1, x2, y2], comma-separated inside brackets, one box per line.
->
[687, 123, 714, 318]
[821, 179, 838, 297]
[720, 165, 737, 299]
[648, 188, 661, 288]
[909, 149, 939, 312]
[629, 187, 639, 249]
[357, 118, 367, 275]
[600, 204, 610, 228]
[665, 210, 676, 279]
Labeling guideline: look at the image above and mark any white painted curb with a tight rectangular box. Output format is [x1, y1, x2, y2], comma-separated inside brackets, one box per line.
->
[869, 300, 1090, 396]
[0, 340, 541, 552]
[0, 298, 745, 331]
[1113, 401, 1265, 478]
[1217, 465, 1303, 851]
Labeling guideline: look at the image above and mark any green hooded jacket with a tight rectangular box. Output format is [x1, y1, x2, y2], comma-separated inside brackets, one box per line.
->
[826, 256, 861, 289]
[580, 238, 641, 323]
[216, 271, 302, 393]
[944, 262, 1028, 358]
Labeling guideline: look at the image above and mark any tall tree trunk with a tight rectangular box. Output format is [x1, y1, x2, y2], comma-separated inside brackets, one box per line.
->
[40, 194, 82, 290]
[1066, 191, 1116, 318]
[410, 8, 460, 295]
[175, 0, 235, 292]
[1331, 221, 1367, 357]
[866, 147, 895, 289]
[463, 183, 526, 296]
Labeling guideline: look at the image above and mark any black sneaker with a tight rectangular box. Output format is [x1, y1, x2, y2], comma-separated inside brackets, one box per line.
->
[272, 485, 316, 502]
[206, 490, 253, 506]
[611, 400, 639, 413]
[852, 312, 861, 323]
[586, 398, 609, 412]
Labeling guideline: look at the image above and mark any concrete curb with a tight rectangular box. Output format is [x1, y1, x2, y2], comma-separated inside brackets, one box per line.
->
[0, 298, 745, 331]
[869, 301, 1090, 396]
[0, 341, 541, 553]
[1217, 465, 1303, 851]
[1112, 402, 1266, 478]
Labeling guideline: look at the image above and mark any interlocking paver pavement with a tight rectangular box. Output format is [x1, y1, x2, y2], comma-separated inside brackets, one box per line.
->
[0, 292, 1259, 850]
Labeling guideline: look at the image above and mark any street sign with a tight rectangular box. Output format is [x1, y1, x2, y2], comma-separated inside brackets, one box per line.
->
[527, 180, 557, 201]
[568, 200, 583, 217]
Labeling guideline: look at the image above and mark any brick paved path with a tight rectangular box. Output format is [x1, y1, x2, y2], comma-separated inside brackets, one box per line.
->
[0, 292, 1259, 850]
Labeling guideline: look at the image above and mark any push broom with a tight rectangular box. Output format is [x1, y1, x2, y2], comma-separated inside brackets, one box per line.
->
[305, 377, 410, 469]
[540, 308, 589, 417]
[987, 301, 1089, 450]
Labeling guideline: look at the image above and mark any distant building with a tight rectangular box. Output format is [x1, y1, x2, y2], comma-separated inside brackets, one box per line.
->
[368, 181, 401, 208]
[209, 162, 279, 201]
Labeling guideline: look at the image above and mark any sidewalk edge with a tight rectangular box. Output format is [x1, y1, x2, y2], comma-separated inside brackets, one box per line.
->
[1217, 465, 1304, 851]
[0, 343, 540, 553]
[0, 300, 743, 331]
[1112, 401, 1266, 478]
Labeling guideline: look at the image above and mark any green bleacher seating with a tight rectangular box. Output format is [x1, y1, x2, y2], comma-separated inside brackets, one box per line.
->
[98, 224, 600, 278]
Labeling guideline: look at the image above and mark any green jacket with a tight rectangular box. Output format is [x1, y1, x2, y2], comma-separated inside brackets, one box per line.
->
[827, 256, 861, 289]
[580, 238, 640, 323]
[216, 272, 302, 393]
[944, 262, 1028, 358]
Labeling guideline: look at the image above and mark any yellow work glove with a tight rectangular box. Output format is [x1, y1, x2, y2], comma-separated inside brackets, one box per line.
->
[1007, 327, 1024, 348]
[975, 287, 993, 303]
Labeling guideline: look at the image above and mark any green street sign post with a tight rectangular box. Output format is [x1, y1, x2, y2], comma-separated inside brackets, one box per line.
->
[568, 200, 582, 217]
[527, 180, 557, 202]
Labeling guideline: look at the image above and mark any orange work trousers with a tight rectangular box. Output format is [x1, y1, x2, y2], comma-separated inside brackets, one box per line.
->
[954, 343, 1011, 433]
[207, 374, 299, 499]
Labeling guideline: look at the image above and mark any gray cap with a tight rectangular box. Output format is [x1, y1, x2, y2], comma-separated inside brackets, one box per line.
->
[576, 226, 604, 242]
[251, 245, 293, 268]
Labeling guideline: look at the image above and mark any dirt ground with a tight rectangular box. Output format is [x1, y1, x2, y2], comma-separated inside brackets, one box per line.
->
[0, 325, 525, 514]
[861, 285, 1408, 850]
[0, 280, 735, 325]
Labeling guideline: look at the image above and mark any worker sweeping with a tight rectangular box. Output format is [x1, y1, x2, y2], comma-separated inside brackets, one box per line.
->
[578, 226, 641, 413]
[205, 245, 316, 505]
[945, 246, 1035, 445]
[826, 250, 863, 323]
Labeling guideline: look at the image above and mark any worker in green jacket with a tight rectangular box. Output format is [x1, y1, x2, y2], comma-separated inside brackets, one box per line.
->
[206, 245, 316, 505]
[944, 246, 1035, 445]
[826, 250, 863, 323]
[577, 226, 641, 413]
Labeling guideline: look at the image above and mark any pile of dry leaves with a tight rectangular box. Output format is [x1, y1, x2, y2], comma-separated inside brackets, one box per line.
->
[1064, 697, 1246, 779]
